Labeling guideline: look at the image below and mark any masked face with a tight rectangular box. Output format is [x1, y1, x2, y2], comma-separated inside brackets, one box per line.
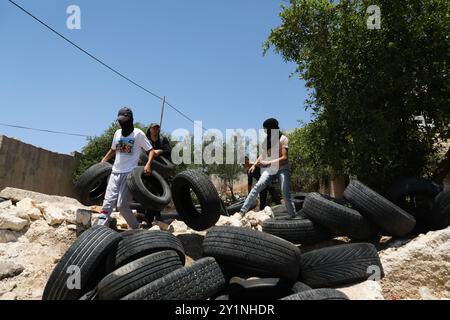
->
[118, 118, 134, 137]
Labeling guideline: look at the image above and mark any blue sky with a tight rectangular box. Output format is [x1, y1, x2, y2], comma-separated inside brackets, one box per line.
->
[0, 0, 310, 154]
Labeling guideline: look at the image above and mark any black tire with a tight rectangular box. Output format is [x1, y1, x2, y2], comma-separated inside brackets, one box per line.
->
[78, 289, 98, 300]
[270, 201, 303, 216]
[271, 204, 289, 217]
[127, 167, 172, 211]
[293, 199, 304, 211]
[109, 230, 185, 270]
[430, 191, 450, 230]
[75, 162, 112, 206]
[386, 177, 442, 228]
[122, 257, 227, 300]
[386, 177, 442, 204]
[343, 180, 416, 236]
[226, 199, 256, 215]
[281, 289, 349, 300]
[97, 250, 183, 300]
[262, 218, 332, 245]
[171, 169, 223, 231]
[42, 226, 121, 300]
[139, 151, 176, 179]
[228, 277, 295, 300]
[292, 192, 308, 201]
[303, 193, 380, 239]
[299, 243, 384, 288]
[319, 194, 350, 206]
[291, 281, 312, 293]
[203, 226, 302, 281]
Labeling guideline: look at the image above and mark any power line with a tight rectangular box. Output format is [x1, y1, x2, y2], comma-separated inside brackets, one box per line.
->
[0, 123, 91, 138]
[7, 0, 207, 132]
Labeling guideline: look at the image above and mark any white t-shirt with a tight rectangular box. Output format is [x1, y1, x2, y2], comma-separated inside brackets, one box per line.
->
[111, 128, 152, 174]
[261, 134, 290, 175]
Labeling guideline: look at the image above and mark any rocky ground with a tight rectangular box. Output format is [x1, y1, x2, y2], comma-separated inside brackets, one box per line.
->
[0, 187, 449, 300]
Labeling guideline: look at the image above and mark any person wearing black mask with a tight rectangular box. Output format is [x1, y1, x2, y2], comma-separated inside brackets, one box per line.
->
[238, 118, 297, 218]
[95, 107, 155, 229]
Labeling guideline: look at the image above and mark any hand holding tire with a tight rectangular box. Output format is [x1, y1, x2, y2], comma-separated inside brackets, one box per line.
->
[143, 164, 152, 176]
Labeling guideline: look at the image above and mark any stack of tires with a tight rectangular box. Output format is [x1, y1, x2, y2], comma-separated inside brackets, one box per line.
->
[263, 180, 416, 244]
[385, 177, 448, 232]
[43, 225, 384, 300]
[75, 159, 225, 231]
[263, 178, 450, 246]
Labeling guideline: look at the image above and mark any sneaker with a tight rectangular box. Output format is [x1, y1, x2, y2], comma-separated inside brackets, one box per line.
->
[94, 213, 110, 227]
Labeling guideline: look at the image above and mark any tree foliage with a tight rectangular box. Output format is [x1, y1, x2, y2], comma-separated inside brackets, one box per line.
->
[265, 0, 450, 191]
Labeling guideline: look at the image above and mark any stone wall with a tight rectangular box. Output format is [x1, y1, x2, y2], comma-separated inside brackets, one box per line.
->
[0, 136, 80, 197]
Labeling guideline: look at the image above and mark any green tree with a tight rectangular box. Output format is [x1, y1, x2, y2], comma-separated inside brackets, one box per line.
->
[288, 122, 330, 191]
[265, 0, 450, 191]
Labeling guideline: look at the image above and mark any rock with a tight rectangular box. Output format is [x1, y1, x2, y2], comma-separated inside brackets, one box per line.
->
[419, 287, 438, 300]
[149, 225, 161, 231]
[231, 212, 243, 220]
[0, 230, 20, 243]
[0, 292, 17, 300]
[110, 212, 128, 229]
[23, 220, 76, 247]
[0, 187, 85, 207]
[0, 200, 13, 210]
[336, 280, 384, 300]
[66, 224, 77, 231]
[215, 215, 241, 227]
[75, 209, 93, 228]
[21, 207, 41, 220]
[152, 221, 171, 231]
[13, 198, 42, 220]
[16, 198, 34, 212]
[38, 203, 65, 226]
[89, 206, 103, 213]
[244, 208, 272, 225]
[8, 207, 30, 221]
[249, 219, 258, 227]
[380, 226, 450, 299]
[0, 262, 24, 280]
[169, 220, 190, 234]
[0, 213, 29, 231]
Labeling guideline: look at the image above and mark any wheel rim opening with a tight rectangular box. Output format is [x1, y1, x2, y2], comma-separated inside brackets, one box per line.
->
[89, 175, 109, 200]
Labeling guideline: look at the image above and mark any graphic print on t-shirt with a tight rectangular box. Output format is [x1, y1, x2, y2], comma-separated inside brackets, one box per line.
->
[116, 137, 135, 154]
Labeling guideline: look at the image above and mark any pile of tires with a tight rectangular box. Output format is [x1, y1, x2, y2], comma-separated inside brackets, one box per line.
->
[75, 161, 174, 211]
[43, 225, 384, 300]
[385, 177, 448, 231]
[201, 226, 383, 300]
[263, 179, 418, 245]
[75, 163, 225, 231]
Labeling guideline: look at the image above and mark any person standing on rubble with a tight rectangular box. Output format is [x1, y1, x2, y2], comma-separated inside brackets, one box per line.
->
[95, 107, 155, 229]
[239, 118, 297, 218]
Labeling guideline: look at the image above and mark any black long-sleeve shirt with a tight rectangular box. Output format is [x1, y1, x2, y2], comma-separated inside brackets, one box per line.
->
[150, 136, 172, 160]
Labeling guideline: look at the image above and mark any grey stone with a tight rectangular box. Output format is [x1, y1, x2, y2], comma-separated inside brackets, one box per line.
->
[0, 262, 24, 280]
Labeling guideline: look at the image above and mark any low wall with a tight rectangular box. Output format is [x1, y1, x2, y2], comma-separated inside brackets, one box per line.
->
[0, 135, 80, 197]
